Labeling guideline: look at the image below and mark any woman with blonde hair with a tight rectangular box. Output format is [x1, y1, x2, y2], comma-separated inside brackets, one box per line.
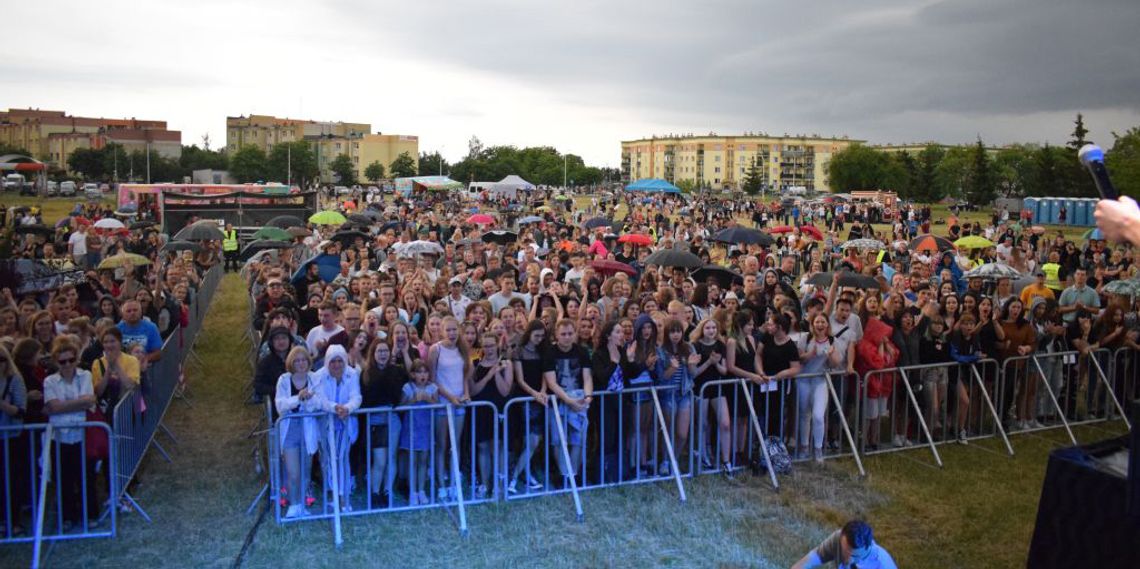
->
[275, 346, 322, 518]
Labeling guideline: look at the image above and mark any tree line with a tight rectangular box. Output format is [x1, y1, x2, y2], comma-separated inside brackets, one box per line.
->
[825, 115, 1140, 203]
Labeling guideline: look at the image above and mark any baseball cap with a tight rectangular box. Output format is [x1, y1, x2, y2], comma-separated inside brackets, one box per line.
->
[449, 276, 463, 286]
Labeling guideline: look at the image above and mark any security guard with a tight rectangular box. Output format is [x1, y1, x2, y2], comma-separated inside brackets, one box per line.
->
[222, 222, 240, 272]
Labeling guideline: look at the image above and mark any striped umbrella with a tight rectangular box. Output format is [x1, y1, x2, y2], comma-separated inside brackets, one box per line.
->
[841, 238, 885, 251]
[908, 234, 955, 253]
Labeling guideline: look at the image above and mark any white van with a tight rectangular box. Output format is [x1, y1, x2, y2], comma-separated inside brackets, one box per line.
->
[465, 182, 494, 201]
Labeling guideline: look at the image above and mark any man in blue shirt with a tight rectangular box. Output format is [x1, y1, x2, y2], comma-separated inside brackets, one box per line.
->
[117, 299, 163, 363]
[793, 520, 897, 569]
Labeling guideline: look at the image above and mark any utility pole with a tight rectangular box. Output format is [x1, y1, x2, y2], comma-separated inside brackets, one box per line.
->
[145, 141, 151, 183]
[287, 143, 292, 186]
[563, 154, 567, 188]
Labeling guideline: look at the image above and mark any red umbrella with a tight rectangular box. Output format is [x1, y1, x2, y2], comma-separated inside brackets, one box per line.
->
[799, 225, 823, 240]
[467, 213, 495, 225]
[769, 226, 794, 234]
[618, 233, 652, 246]
[590, 259, 637, 276]
[908, 234, 955, 253]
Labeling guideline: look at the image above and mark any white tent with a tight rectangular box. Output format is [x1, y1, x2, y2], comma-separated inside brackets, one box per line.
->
[492, 175, 536, 198]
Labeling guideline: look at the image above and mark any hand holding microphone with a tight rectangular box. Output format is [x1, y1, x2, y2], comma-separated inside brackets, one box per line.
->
[1081, 144, 1140, 246]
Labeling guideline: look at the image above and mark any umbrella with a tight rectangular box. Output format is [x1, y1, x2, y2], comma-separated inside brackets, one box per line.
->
[93, 218, 125, 230]
[768, 225, 794, 235]
[711, 227, 773, 246]
[583, 217, 613, 230]
[841, 238, 886, 251]
[291, 253, 342, 284]
[1030, 225, 1047, 235]
[908, 234, 955, 253]
[380, 220, 405, 233]
[360, 209, 383, 221]
[590, 259, 637, 276]
[455, 238, 480, 247]
[798, 225, 824, 240]
[535, 206, 553, 213]
[518, 215, 544, 224]
[618, 233, 653, 246]
[14, 224, 54, 236]
[55, 217, 72, 229]
[467, 213, 495, 225]
[643, 249, 703, 269]
[174, 221, 225, 242]
[252, 227, 293, 241]
[267, 215, 306, 229]
[553, 194, 572, 201]
[161, 240, 201, 253]
[309, 210, 348, 226]
[692, 264, 744, 288]
[1103, 279, 1140, 297]
[98, 253, 152, 270]
[347, 213, 374, 226]
[807, 271, 880, 289]
[130, 221, 158, 230]
[963, 263, 1022, 280]
[286, 226, 312, 238]
[331, 230, 370, 245]
[1082, 227, 1105, 241]
[482, 230, 518, 245]
[403, 240, 445, 256]
[240, 240, 295, 262]
[955, 236, 994, 249]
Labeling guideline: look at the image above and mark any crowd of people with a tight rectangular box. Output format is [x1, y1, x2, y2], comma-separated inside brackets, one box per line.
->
[1, 202, 210, 535]
[245, 188, 1140, 518]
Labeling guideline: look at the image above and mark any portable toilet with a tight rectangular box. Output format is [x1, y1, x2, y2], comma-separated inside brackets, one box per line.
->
[1059, 199, 1073, 224]
[1041, 199, 1055, 224]
[1075, 199, 1090, 226]
[1024, 197, 1039, 223]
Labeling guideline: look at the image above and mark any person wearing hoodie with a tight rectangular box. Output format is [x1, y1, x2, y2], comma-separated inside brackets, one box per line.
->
[255, 327, 295, 407]
[314, 344, 362, 511]
[937, 251, 964, 295]
[628, 312, 660, 477]
[854, 312, 898, 451]
[948, 312, 985, 443]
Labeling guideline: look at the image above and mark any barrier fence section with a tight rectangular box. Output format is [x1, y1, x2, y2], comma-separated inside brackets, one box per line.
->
[257, 355, 1132, 545]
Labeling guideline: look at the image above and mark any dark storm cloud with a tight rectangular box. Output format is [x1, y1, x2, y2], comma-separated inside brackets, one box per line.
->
[335, 0, 1140, 132]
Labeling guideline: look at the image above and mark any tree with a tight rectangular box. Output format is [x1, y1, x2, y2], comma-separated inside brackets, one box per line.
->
[179, 144, 228, 175]
[914, 145, 946, 202]
[418, 151, 449, 176]
[825, 143, 903, 192]
[1030, 143, 1065, 197]
[934, 146, 972, 200]
[330, 153, 356, 185]
[229, 145, 268, 183]
[128, 149, 182, 182]
[1107, 126, 1140, 198]
[1068, 113, 1090, 150]
[965, 137, 996, 205]
[741, 155, 764, 195]
[389, 151, 417, 178]
[364, 161, 386, 183]
[0, 143, 31, 156]
[67, 148, 107, 180]
[994, 144, 1038, 198]
[266, 141, 318, 188]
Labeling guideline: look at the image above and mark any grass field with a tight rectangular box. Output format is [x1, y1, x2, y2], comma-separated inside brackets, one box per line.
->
[5, 271, 1126, 569]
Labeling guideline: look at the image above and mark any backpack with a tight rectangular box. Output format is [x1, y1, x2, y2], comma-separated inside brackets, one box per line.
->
[751, 436, 793, 475]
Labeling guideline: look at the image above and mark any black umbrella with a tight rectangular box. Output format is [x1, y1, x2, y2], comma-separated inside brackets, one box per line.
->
[691, 264, 744, 288]
[455, 238, 479, 247]
[161, 240, 201, 253]
[174, 221, 225, 242]
[807, 271, 880, 289]
[347, 213, 374, 226]
[711, 227, 774, 247]
[14, 224, 54, 236]
[583, 217, 613, 230]
[130, 220, 158, 230]
[360, 209, 383, 221]
[266, 215, 305, 229]
[482, 230, 518, 245]
[240, 240, 295, 262]
[381, 221, 405, 233]
[644, 249, 703, 269]
[331, 229, 370, 245]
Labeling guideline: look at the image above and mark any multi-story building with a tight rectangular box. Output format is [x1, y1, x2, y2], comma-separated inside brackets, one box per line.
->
[871, 142, 1003, 157]
[0, 108, 181, 171]
[225, 114, 417, 184]
[620, 132, 862, 193]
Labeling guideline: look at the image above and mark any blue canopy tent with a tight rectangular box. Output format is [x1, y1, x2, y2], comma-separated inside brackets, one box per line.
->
[626, 178, 681, 193]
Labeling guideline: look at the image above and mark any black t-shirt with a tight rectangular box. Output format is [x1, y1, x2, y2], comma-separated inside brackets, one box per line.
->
[362, 365, 409, 408]
[472, 359, 512, 407]
[543, 343, 591, 392]
[515, 348, 546, 393]
[693, 339, 726, 388]
[760, 336, 799, 376]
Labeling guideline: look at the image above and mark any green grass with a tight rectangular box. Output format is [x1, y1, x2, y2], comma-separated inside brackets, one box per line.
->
[1, 195, 114, 224]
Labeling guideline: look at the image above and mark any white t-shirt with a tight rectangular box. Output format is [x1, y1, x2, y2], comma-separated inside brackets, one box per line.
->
[68, 231, 87, 256]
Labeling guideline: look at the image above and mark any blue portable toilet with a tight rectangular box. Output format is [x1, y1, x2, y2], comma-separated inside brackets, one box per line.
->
[1058, 199, 1072, 224]
[1041, 199, 1055, 224]
[1075, 199, 1090, 226]
[1024, 198, 1039, 223]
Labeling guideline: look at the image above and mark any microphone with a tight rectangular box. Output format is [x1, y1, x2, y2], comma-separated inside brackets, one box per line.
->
[1077, 144, 1120, 200]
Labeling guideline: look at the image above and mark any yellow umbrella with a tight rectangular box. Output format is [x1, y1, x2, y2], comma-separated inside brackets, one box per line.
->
[954, 236, 993, 249]
[98, 253, 152, 270]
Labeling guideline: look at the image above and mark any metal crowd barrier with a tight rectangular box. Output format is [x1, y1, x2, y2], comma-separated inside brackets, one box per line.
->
[1, 423, 116, 562]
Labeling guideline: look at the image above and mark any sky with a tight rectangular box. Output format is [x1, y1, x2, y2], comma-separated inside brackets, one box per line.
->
[3, 0, 1139, 167]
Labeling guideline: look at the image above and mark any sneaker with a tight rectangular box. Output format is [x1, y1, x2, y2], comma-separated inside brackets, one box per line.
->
[701, 453, 714, 470]
[794, 449, 809, 461]
[957, 430, 969, 444]
[892, 435, 907, 448]
[119, 499, 132, 514]
[658, 461, 670, 476]
[285, 505, 303, 519]
[526, 476, 543, 490]
[813, 448, 824, 464]
[1030, 420, 1045, 429]
[417, 491, 429, 505]
[474, 484, 487, 500]
[721, 462, 735, 480]
[409, 493, 420, 506]
[507, 480, 519, 495]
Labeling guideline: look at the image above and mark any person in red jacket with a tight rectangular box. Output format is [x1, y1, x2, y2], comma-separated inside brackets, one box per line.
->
[855, 314, 898, 451]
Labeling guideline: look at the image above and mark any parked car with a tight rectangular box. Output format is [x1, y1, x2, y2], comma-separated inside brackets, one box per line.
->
[46, 181, 59, 197]
[84, 183, 102, 200]
[4, 173, 24, 191]
[334, 186, 351, 195]
[60, 181, 77, 196]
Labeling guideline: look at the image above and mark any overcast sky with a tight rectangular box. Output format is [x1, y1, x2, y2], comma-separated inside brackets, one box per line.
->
[3, 0, 1138, 166]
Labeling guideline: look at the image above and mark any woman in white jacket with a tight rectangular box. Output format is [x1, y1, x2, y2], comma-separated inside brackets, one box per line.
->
[315, 344, 361, 511]
[275, 346, 322, 519]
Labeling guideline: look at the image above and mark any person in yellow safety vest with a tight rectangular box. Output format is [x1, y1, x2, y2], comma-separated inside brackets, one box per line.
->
[1041, 250, 1063, 292]
[222, 223, 240, 272]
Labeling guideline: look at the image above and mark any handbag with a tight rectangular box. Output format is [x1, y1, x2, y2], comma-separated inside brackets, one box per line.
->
[85, 407, 109, 460]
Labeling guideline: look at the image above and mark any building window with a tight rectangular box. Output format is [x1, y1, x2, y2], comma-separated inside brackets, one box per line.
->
[714, 155, 721, 162]
[714, 167, 721, 173]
